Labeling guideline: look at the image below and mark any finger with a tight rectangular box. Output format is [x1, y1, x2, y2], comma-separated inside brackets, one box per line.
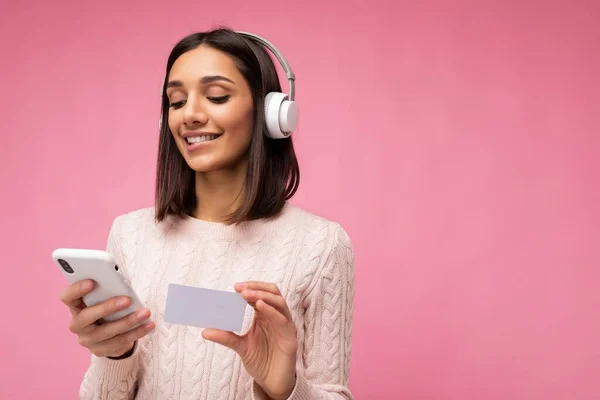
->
[91, 321, 155, 358]
[235, 281, 281, 295]
[79, 308, 151, 348]
[60, 280, 94, 314]
[70, 296, 132, 333]
[90, 321, 155, 358]
[241, 290, 292, 321]
[202, 328, 246, 355]
[255, 299, 288, 326]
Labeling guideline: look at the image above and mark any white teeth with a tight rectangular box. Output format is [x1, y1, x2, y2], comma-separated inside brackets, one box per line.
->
[186, 135, 219, 144]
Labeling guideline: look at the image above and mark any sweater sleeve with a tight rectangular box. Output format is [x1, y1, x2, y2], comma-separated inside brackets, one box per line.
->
[79, 216, 142, 400]
[253, 224, 356, 400]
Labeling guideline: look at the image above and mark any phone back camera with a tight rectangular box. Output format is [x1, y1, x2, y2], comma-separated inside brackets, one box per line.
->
[58, 259, 74, 274]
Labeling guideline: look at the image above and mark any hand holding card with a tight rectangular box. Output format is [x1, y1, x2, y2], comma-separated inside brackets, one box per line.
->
[164, 281, 298, 399]
[202, 281, 299, 400]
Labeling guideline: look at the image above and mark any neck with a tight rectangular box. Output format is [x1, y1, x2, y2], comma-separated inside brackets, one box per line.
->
[193, 162, 247, 223]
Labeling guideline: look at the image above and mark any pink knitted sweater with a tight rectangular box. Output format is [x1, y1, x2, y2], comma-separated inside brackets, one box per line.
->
[79, 203, 355, 399]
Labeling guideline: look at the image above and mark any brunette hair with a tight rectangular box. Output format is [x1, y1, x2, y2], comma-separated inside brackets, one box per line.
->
[155, 28, 300, 224]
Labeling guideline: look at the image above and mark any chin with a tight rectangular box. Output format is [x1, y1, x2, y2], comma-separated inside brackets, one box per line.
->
[184, 157, 225, 173]
[183, 153, 247, 174]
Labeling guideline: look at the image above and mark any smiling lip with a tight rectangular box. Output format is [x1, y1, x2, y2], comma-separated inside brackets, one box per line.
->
[181, 131, 221, 139]
[182, 132, 222, 152]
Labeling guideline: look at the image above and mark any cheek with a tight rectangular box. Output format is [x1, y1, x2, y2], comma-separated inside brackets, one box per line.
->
[167, 114, 179, 135]
[216, 106, 254, 139]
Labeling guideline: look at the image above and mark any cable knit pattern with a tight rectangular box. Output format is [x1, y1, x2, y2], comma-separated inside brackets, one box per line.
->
[79, 203, 355, 400]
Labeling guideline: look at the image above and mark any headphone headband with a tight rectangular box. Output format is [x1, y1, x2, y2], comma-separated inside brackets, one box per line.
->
[236, 31, 296, 102]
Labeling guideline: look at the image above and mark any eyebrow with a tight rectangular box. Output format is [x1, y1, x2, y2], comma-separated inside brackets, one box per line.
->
[167, 75, 235, 88]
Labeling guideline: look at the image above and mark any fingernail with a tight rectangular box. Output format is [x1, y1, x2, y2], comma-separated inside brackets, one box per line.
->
[117, 298, 129, 308]
[236, 282, 247, 289]
[146, 322, 155, 330]
[137, 309, 150, 320]
[81, 280, 93, 291]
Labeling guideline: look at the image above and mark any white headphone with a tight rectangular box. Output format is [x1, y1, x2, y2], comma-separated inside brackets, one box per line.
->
[160, 31, 298, 139]
[237, 31, 298, 139]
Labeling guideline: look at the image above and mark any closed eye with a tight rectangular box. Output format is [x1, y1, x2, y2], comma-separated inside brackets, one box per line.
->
[169, 95, 230, 109]
[169, 100, 186, 109]
[208, 95, 230, 104]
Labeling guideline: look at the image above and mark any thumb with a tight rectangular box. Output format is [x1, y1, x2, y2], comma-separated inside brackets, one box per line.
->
[202, 328, 246, 355]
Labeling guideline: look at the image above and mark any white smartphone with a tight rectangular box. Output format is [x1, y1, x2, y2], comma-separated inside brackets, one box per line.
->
[52, 248, 144, 323]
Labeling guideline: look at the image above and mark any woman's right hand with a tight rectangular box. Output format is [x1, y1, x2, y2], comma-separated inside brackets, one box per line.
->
[60, 279, 155, 358]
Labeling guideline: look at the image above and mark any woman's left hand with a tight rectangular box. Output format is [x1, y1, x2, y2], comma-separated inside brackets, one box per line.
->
[202, 281, 298, 400]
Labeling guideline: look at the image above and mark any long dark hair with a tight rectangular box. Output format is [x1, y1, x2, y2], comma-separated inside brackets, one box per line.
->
[155, 28, 300, 224]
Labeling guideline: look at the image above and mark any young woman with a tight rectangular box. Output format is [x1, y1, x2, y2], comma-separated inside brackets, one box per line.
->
[59, 28, 355, 400]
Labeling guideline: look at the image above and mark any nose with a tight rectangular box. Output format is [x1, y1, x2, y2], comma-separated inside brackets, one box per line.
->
[182, 94, 208, 127]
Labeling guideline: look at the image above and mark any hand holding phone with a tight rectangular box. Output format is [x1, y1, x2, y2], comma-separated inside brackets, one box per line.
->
[59, 279, 155, 358]
[53, 248, 155, 358]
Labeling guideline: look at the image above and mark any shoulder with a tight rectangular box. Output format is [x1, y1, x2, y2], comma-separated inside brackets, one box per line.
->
[282, 204, 354, 281]
[283, 203, 353, 250]
[109, 206, 161, 231]
[111, 206, 155, 224]
[106, 207, 166, 273]
[108, 206, 167, 243]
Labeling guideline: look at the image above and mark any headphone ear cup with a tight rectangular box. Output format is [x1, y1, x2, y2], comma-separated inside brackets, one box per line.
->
[264, 92, 298, 139]
[280, 98, 298, 134]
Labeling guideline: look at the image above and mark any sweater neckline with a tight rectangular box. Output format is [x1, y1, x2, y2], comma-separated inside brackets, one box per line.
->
[168, 202, 295, 240]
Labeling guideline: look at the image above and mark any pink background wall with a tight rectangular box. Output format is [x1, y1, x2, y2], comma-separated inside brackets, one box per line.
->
[1, 0, 598, 398]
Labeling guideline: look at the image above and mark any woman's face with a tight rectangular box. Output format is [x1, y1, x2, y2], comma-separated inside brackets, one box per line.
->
[165, 45, 254, 173]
